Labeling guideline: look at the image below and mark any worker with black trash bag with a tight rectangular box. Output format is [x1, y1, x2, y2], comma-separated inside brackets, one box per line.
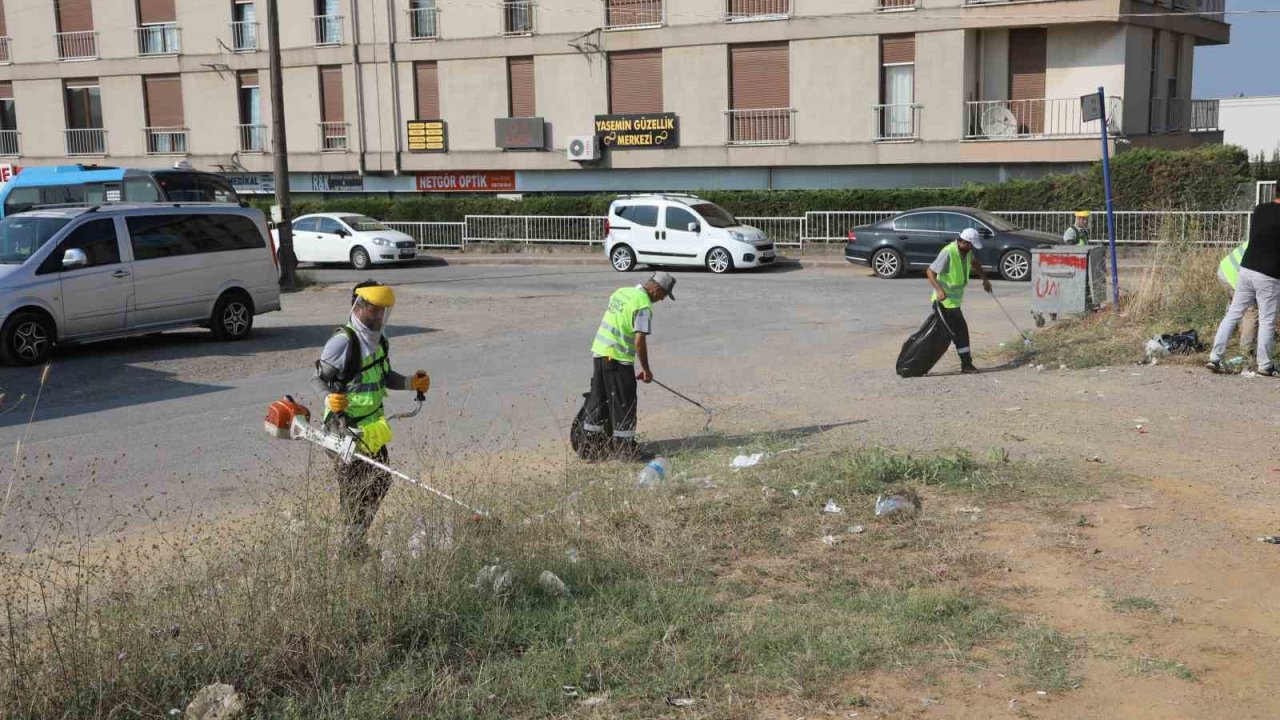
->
[896, 228, 993, 377]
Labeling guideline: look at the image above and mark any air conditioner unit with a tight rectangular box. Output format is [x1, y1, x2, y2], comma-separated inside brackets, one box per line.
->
[567, 135, 599, 162]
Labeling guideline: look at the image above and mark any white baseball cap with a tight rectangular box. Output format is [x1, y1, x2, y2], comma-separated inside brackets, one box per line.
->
[959, 227, 983, 249]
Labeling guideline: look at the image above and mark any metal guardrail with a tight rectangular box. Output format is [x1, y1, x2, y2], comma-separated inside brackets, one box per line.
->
[319, 122, 349, 152]
[739, 217, 805, 247]
[385, 222, 466, 250]
[991, 210, 1251, 246]
[803, 211, 898, 242]
[1260, 181, 1277, 205]
[465, 215, 607, 245]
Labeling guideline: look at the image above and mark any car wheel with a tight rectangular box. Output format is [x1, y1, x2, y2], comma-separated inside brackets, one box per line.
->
[871, 248, 905, 279]
[706, 247, 734, 274]
[351, 247, 372, 270]
[610, 244, 637, 272]
[210, 291, 255, 342]
[1000, 250, 1032, 282]
[0, 311, 54, 366]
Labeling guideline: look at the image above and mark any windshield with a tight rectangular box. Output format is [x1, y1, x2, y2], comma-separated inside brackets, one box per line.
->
[972, 210, 1019, 232]
[341, 215, 389, 232]
[0, 216, 71, 265]
[690, 203, 738, 229]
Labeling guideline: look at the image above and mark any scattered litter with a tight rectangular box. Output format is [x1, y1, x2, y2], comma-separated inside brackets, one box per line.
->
[848, 525, 866, 534]
[184, 683, 245, 720]
[562, 686, 580, 699]
[636, 457, 670, 488]
[1154, 329, 1205, 355]
[1243, 369, 1259, 378]
[822, 499, 845, 515]
[473, 565, 513, 597]
[1087, 455, 1103, 463]
[1008, 699, 1019, 711]
[731, 453, 765, 469]
[1035, 364, 1045, 372]
[538, 570, 570, 598]
[1004, 407, 1022, 412]
[667, 697, 697, 708]
[875, 490, 922, 520]
[1099, 368, 1109, 373]
[1120, 504, 1154, 510]
[1258, 536, 1280, 545]
[580, 696, 607, 707]
[1037, 691, 1048, 696]
[920, 697, 939, 707]
[791, 488, 800, 497]
[774, 447, 802, 456]
[565, 548, 580, 564]
[1059, 363, 1068, 370]
[821, 534, 839, 547]
[955, 507, 983, 514]
[1135, 425, 1147, 434]
[1144, 337, 1170, 359]
[1134, 417, 1150, 424]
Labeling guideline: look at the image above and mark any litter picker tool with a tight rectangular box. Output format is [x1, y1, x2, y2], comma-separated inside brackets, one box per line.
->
[990, 291, 1032, 348]
[265, 394, 491, 520]
[653, 380, 715, 431]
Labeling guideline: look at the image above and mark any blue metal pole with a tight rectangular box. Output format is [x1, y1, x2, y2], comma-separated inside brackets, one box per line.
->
[1098, 86, 1120, 308]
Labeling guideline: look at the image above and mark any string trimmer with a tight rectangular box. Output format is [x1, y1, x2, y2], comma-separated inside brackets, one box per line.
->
[265, 394, 491, 519]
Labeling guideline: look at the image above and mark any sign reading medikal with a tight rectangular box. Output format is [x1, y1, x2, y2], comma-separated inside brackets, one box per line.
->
[594, 113, 679, 150]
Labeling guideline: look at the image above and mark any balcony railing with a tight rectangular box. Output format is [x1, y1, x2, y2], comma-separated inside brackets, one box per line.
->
[725, 0, 790, 20]
[0, 130, 19, 156]
[313, 15, 343, 46]
[877, 0, 916, 10]
[964, 96, 1122, 140]
[1176, 0, 1226, 19]
[65, 128, 107, 156]
[1150, 98, 1221, 134]
[320, 122, 349, 152]
[230, 21, 259, 51]
[873, 104, 921, 141]
[136, 23, 180, 56]
[606, 0, 664, 29]
[725, 107, 795, 146]
[502, 1, 534, 35]
[407, 7, 440, 40]
[0, 37, 10, 64]
[239, 124, 268, 153]
[55, 31, 98, 61]
[145, 127, 188, 155]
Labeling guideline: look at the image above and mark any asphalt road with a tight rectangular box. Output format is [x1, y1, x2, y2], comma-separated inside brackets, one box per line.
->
[0, 260, 1033, 551]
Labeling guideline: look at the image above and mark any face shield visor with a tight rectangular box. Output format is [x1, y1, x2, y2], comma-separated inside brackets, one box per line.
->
[352, 296, 392, 333]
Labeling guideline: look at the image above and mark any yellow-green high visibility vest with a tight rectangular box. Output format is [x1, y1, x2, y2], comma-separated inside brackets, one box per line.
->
[323, 325, 389, 428]
[591, 286, 652, 364]
[931, 241, 971, 310]
[1219, 241, 1247, 290]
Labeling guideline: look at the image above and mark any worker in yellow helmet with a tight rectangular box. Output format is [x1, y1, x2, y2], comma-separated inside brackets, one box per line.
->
[1063, 210, 1091, 246]
[311, 280, 431, 558]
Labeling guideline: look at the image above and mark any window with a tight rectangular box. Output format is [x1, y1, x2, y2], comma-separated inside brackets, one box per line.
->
[0, 216, 71, 265]
[414, 62, 439, 119]
[618, 205, 659, 227]
[941, 213, 985, 234]
[894, 213, 941, 232]
[690, 203, 738, 228]
[64, 81, 102, 130]
[729, 42, 790, 143]
[409, 0, 438, 39]
[0, 82, 16, 156]
[315, 217, 345, 234]
[727, 0, 788, 19]
[56, 0, 94, 33]
[1008, 28, 1047, 134]
[508, 57, 536, 117]
[38, 218, 120, 274]
[153, 172, 239, 203]
[144, 75, 186, 153]
[341, 215, 388, 232]
[503, 0, 533, 35]
[126, 214, 265, 260]
[124, 177, 162, 202]
[315, 0, 341, 44]
[137, 0, 178, 54]
[606, 0, 663, 27]
[608, 50, 663, 114]
[232, 0, 257, 50]
[880, 35, 915, 138]
[665, 207, 697, 232]
[293, 217, 319, 232]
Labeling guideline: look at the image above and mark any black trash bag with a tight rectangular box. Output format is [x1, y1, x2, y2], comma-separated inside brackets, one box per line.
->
[570, 390, 613, 461]
[1160, 329, 1205, 355]
[896, 303, 956, 378]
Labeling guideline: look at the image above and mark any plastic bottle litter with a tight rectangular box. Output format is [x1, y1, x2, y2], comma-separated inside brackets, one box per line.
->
[538, 570, 570, 598]
[731, 453, 764, 468]
[821, 499, 844, 515]
[1144, 336, 1170, 359]
[875, 493, 922, 519]
[636, 457, 670, 488]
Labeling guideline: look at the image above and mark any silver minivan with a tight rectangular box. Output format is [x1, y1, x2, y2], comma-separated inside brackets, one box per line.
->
[0, 203, 281, 365]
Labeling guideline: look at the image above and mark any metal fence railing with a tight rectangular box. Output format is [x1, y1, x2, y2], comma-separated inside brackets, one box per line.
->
[605, 0, 664, 28]
[313, 14, 343, 45]
[0, 36, 11, 64]
[144, 127, 188, 155]
[55, 30, 98, 61]
[979, 211, 1250, 246]
[229, 21, 259, 51]
[464, 215, 607, 245]
[1260, 181, 1278, 205]
[738, 217, 805, 247]
[873, 104, 921, 141]
[65, 128, 107, 156]
[725, 0, 791, 20]
[725, 108, 796, 146]
[502, 0, 534, 35]
[136, 23, 180, 55]
[239, 124, 268, 153]
[408, 7, 440, 39]
[803, 211, 897, 242]
[385, 222, 466, 250]
[965, 96, 1122, 140]
[0, 130, 20, 156]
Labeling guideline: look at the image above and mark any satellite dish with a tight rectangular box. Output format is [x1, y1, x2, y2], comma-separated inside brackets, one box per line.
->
[981, 106, 1019, 138]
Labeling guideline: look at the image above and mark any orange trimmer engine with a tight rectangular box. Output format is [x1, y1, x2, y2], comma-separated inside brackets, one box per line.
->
[265, 395, 311, 439]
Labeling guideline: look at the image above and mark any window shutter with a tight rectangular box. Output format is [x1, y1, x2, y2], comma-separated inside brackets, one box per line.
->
[608, 49, 663, 114]
[138, 0, 176, 24]
[728, 0, 788, 16]
[1008, 28, 1047, 134]
[508, 57, 536, 118]
[0, 1, 8, 37]
[55, 0, 94, 32]
[607, 0, 663, 26]
[239, 70, 258, 88]
[730, 42, 789, 109]
[144, 75, 184, 127]
[880, 34, 915, 65]
[0, 83, 12, 100]
[415, 61, 439, 119]
[319, 65, 344, 123]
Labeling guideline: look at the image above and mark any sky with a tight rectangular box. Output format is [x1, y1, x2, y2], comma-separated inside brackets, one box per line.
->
[1193, 0, 1279, 98]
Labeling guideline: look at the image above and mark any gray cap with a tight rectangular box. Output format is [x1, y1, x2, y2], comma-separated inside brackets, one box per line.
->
[649, 271, 677, 300]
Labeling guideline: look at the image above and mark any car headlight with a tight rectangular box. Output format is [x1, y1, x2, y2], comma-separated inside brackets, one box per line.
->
[371, 237, 392, 246]
[729, 231, 747, 243]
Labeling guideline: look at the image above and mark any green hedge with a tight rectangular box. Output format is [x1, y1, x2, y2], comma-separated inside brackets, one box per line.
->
[262, 145, 1249, 221]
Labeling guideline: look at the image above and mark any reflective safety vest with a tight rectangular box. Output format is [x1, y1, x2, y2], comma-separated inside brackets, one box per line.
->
[931, 242, 971, 310]
[591, 286, 652, 364]
[1066, 226, 1090, 246]
[323, 324, 390, 428]
[1219, 241, 1248, 290]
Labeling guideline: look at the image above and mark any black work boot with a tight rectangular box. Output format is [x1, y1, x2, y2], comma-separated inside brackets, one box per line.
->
[960, 352, 979, 374]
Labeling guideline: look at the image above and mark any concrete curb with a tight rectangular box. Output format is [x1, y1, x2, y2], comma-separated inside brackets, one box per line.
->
[420, 253, 1150, 272]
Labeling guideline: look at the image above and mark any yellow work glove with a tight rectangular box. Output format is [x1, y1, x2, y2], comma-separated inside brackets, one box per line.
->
[410, 371, 431, 394]
[326, 393, 349, 413]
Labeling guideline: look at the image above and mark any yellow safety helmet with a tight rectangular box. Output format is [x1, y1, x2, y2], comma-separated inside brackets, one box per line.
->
[353, 281, 396, 308]
[1074, 210, 1091, 219]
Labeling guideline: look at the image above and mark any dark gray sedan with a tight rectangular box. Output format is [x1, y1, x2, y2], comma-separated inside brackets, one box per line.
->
[844, 207, 1061, 281]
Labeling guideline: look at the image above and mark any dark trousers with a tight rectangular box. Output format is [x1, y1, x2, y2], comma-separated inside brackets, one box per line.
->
[936, 303, 972, 359]
[335, 446, 392, 556]
[583, 356, 638, 440]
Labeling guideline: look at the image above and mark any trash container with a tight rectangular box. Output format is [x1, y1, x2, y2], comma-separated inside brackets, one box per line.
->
[1030, 246, 1108, 324]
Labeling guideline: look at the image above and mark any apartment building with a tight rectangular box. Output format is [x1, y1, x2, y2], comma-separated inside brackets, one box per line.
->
[0, 0, 1230, 193]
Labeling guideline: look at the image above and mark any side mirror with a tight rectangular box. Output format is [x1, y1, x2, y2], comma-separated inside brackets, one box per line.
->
[687, 222, 700, 234]
[62, 248, 88, 270]
[335, 228, 350, 238]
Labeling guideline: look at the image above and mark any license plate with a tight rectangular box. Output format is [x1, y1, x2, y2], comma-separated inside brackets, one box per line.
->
[762, 251, 776, 258]
[400, 251, 415, 258]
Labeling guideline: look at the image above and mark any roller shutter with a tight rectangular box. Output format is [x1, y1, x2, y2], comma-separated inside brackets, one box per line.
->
[608, 49, 662, 114]
[144, 75, 184, 127]
[319, 65, 344, 123]
[414, 61, 439, 119]
[138, 0, 176, 24]
[56, 0, 94, 32]
[508, 57, 535, 117]
[729, 42, 790, 143]
[1008, 28, 1047, 135]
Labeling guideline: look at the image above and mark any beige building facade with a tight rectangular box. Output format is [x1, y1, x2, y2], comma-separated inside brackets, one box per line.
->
[0, 0, 1230, 192]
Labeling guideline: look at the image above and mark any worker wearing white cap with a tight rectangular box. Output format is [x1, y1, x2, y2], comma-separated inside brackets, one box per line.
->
[925, 228, 993, 373]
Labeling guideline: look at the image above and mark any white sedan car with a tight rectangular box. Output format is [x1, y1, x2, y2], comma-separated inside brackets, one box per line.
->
[274, 213, 418, 269]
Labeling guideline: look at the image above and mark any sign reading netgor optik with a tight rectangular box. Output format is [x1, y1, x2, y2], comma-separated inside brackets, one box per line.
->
[594, 112, 679, 150]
